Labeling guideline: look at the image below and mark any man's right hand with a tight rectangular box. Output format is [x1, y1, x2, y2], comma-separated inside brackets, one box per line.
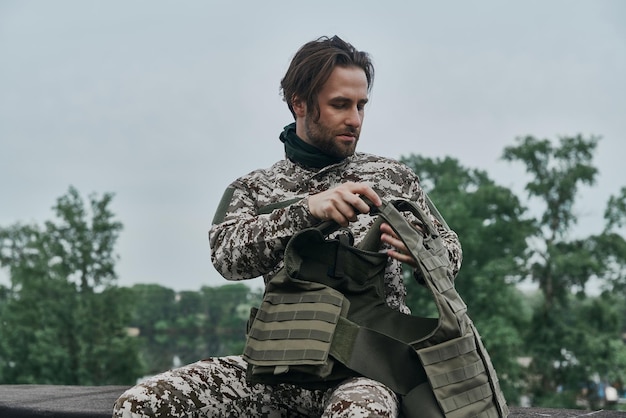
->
[306, 182, 381, 227]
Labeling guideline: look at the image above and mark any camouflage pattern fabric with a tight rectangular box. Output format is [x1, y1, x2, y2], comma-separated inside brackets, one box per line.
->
[113, 153, 462, 417]
[113, 355, 399, 417]
[209, 152, 462, 315]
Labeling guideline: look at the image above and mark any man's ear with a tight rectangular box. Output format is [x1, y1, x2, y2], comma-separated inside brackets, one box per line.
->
[291, 96, 306, 118]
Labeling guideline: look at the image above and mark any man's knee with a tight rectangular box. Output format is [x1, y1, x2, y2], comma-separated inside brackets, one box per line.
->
[323, 377, 400, 418]
[113, 387, 156, 418]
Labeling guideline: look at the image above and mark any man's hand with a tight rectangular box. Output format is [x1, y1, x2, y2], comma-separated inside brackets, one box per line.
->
[380, 222, 422, 268]
[307, 182, 381, 227]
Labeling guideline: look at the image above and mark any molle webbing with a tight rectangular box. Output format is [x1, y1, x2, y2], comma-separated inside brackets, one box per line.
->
[243, 198, 509, 417]
[244, 276, 429, 394]
[417, 333, 496, 418]
[244, 284, 347, 370]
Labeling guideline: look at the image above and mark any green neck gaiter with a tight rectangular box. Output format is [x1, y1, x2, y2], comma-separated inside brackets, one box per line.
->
[279, 123, 344, 169]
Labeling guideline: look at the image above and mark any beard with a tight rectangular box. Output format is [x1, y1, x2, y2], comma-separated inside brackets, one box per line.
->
[304, 116, 359, 159]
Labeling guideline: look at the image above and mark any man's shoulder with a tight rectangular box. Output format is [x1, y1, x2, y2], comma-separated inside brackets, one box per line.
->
[231, 159, 296, 187]
[351, 152, 400, 163]
[236, 159, 286, 176]
[349, 153, 415, 174]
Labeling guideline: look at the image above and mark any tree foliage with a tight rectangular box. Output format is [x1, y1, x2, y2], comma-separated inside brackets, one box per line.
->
[502, 135, 626, 407]
[126, 282, 262, 377]
[0, 186, 141, 385]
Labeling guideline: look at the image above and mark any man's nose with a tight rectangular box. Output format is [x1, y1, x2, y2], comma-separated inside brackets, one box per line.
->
[345, 106, 362, 128]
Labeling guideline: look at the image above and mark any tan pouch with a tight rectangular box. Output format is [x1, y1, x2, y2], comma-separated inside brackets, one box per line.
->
[416, 333, 500, 418]
[243, 285, 351, 381]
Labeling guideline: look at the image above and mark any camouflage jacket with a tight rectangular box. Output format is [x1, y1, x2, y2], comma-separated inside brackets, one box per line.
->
[209, 152, 462, 314]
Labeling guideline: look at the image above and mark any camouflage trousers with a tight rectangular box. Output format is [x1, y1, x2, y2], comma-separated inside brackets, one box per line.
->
[113, 355, 399, 418]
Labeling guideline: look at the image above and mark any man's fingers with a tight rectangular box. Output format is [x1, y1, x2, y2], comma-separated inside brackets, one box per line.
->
[380, 223, 405, 251]
[329, 200, 357, 226]
[307, 182, 380, 223]
[380, 222, 418, 268]
[349, 183, 382, 208]
[345, 193, 372, 215]
[387, 249, 415, 264]
[329, 182, 379, 215]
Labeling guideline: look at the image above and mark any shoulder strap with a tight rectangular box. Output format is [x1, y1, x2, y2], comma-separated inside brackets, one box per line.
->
[359, 197, 434, 246]
[425, 194, 450, 231]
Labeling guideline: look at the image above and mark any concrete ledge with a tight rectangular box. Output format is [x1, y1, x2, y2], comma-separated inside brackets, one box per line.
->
[0, 385, 624, 417]
[0, 385, 126, 418]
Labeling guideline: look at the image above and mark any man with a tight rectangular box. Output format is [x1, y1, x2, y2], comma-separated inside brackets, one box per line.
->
[113, 35, 462, 418]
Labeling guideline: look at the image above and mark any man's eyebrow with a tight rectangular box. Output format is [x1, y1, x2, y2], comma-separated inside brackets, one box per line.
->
[329, 96, 369, 104]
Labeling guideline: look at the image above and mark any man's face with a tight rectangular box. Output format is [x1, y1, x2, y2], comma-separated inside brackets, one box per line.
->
[296, 66, 369, 159]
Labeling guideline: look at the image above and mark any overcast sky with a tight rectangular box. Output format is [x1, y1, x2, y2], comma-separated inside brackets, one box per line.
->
[1, 1, 624, 291]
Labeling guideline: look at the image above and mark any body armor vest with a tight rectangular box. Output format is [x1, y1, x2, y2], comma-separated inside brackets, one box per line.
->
[243, 198, 509, 418]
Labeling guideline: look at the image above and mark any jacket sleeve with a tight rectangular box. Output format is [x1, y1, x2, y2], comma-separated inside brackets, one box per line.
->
[209, 184, 319, 280]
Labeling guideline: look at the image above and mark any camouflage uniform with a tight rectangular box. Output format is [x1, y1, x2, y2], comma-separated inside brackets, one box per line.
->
[113, 152, 462, 417]
[114, 356, 399, 417]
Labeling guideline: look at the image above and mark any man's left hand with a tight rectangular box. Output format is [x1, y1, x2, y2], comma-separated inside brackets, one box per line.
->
[380, 222, 421, 268]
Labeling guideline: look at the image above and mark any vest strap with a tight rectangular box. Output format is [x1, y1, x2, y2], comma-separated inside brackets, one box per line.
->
[330, 316, 428, 395]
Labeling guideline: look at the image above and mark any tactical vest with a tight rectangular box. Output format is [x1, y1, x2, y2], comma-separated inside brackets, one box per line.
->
[243, 198, 509, 418]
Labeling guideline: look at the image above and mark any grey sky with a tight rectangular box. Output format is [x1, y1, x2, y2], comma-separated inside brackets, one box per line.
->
[1, 1, 624, 291]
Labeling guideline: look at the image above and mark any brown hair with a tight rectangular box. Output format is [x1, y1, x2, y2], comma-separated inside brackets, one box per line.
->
[280, 35, 374, 120]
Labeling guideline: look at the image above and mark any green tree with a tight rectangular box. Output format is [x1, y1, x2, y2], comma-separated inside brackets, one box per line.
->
[173, 290, 206, 365]
[502, 135, 626, 407]
[126, 283, 179, 376]
[200, 283, 262, 356]
[401, 155, 535, 402]
[126, 282, 262, 376]
[0, 186, 141, 385]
